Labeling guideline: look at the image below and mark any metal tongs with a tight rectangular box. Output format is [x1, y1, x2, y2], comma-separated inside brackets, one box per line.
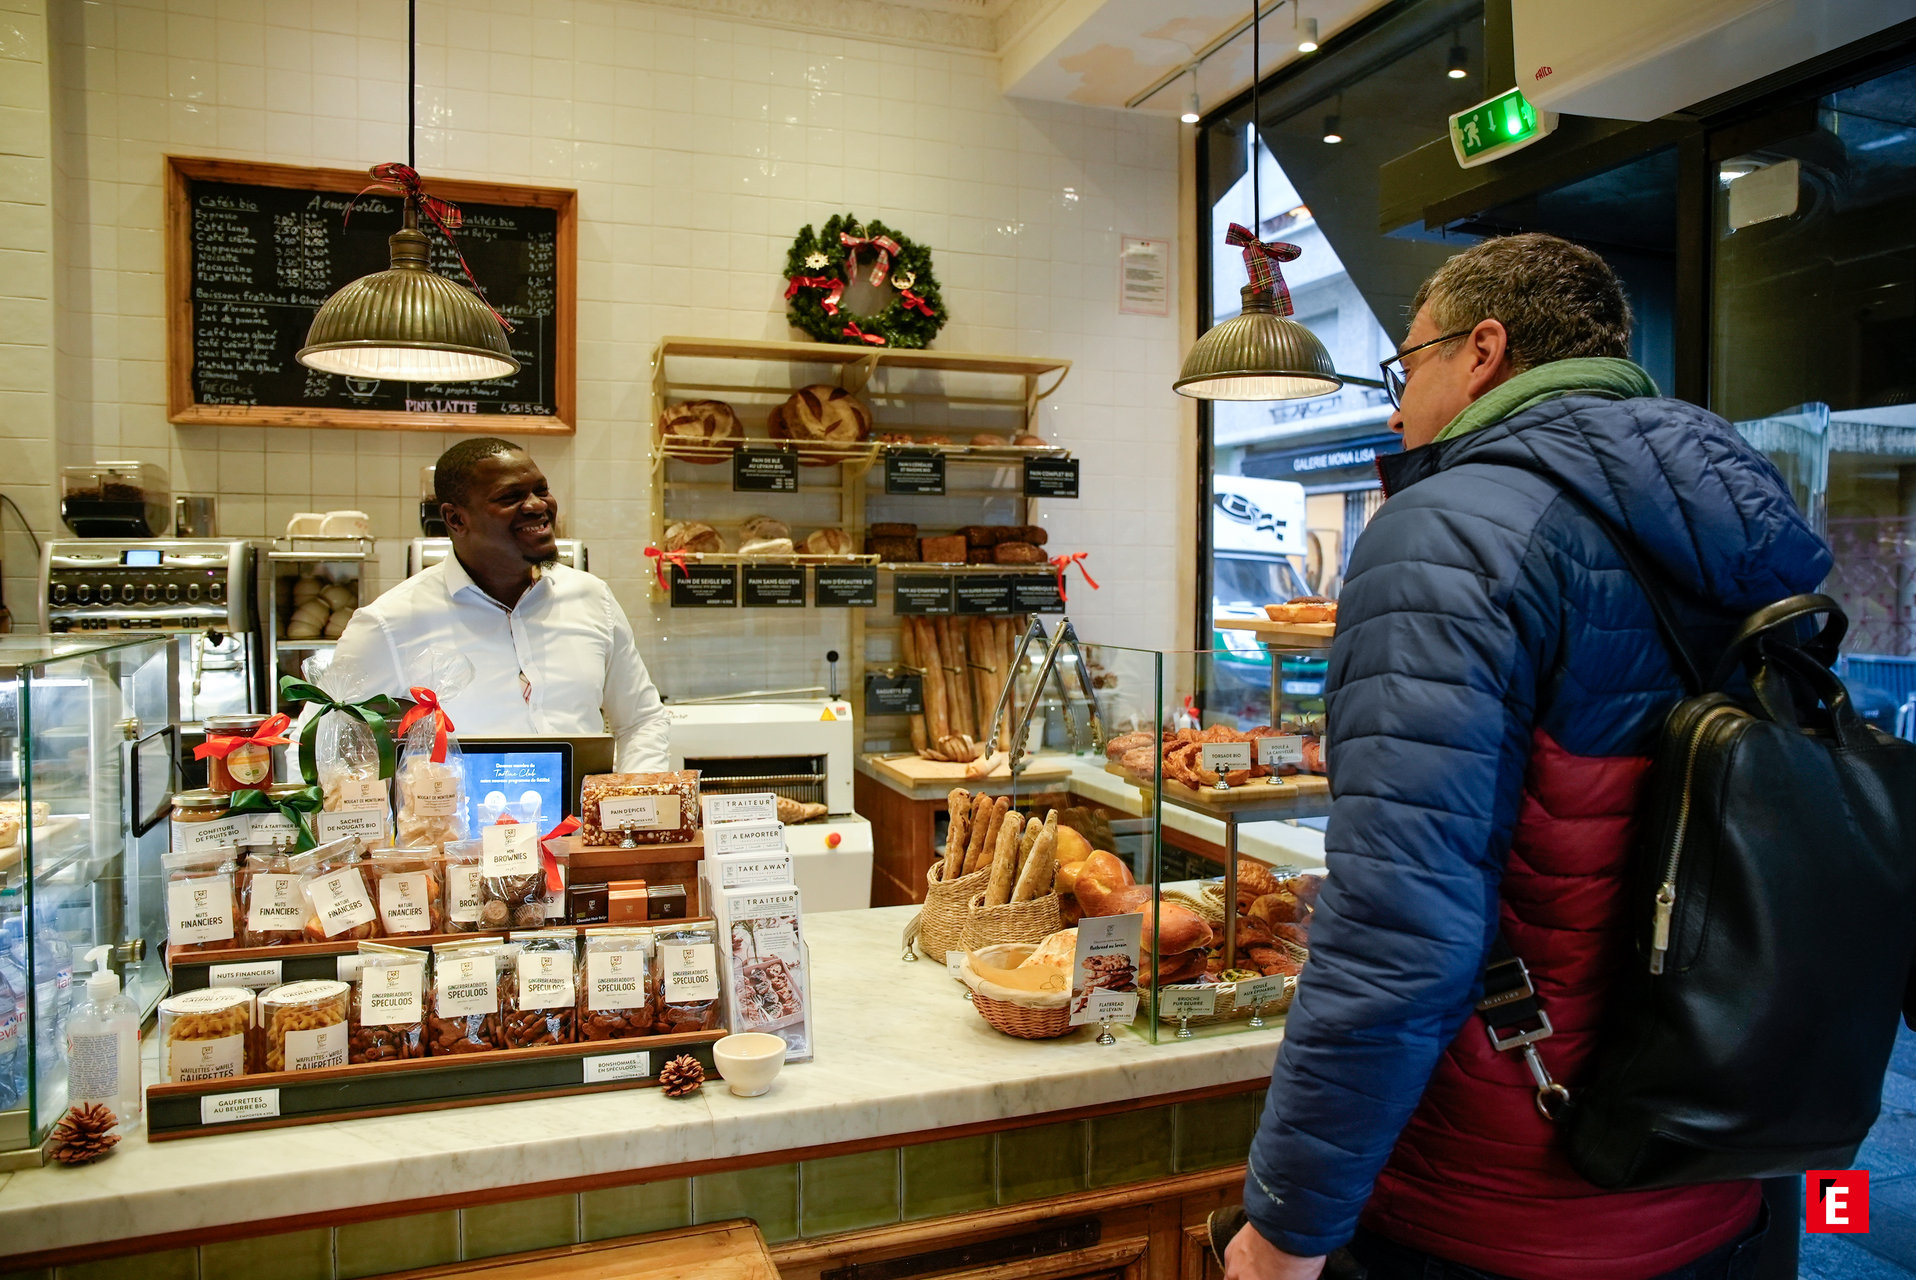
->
[984, 617, 1108, 770]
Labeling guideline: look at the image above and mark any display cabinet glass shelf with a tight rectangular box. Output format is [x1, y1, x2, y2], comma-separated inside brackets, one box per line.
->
[0, 635, 172, 1164]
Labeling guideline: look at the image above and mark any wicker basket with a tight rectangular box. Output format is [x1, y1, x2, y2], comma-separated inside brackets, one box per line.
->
[961, 943, 1074, 1040]
[960, 890, 1066, 952]
[907, 862, 991, 962]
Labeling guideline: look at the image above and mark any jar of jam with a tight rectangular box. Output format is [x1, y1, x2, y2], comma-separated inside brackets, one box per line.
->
[202, 714, 278, 794]
[171, 790, 246, 854]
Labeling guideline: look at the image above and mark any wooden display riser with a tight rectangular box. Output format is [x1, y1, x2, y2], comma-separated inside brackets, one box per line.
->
[1213, 617, 1335, 648]
[1105, 763, 1330, 814]
[146, 1029, 725, 1141]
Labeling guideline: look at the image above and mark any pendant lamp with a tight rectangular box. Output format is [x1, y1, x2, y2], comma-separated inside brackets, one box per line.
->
[295, 1, 518, 383]
[1174, 0, 1340, 402]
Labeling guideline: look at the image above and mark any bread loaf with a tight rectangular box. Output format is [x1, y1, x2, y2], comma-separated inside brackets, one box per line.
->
[657, 400, 741, 462]
[960, 526, 1001, 548]
[993, 541, 1045, 565]
[740, 515, 790, 543]
[739, 537, 795, 557]
[774, 385, 871, 444]
[944, 789, 972, 877]
[969, 433, 1009, 447]
[920, 535, 967, 564]
[664, 520, 722, 554]
[871, 522, 918, 538]
[966, 547, 994, 565]
[869, 535, 918, 562]
[1011, 525, 1049, 547]
[984, 813, 1022, 907]
[802, 527, 854, 556]
[961, 792, 994, 876]
[1012, 433, 1045, 447]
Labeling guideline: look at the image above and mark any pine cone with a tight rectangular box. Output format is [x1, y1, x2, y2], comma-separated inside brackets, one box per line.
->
[48, 1103, 121, 1165]
[658, 1054, 705, 1098]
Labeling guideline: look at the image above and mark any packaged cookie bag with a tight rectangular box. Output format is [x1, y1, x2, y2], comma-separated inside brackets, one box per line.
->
[429, 940, 506, 1054]
[280, 660, 399, 854]
[579, 928, 653, 1041]
[650, 923, 723, 1034]
[504, 931, 578, 1048]
[477, 792, 552, 930]
[393, 651, 474, 851]
[351, 943, 428, 1062]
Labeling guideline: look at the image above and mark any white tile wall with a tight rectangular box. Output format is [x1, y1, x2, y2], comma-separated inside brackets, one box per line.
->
[33, 0, 1186, 709]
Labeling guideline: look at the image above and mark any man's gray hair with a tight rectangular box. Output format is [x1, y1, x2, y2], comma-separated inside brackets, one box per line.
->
[1411, 233, 1633, 372]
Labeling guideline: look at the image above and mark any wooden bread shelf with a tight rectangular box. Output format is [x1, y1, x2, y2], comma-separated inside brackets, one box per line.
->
[1214, 617, 1336, 647]
[1104, 762, 1331, 814]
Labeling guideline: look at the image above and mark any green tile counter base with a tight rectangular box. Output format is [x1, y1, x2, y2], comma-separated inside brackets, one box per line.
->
[0, 904, 1288, 1274]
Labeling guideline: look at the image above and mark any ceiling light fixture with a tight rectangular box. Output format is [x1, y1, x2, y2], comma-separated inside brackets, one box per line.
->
[1322, 115, 1342, 144]
[296, 0, 518, 383]
[1296, 13, 1319, 53]
[1446, 35, 1469, 79]
[1182, 71, 1201, 124]
[1174, 0, 1339, 403]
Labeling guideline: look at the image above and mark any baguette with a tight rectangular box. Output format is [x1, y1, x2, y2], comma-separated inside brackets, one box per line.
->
[1011, 814, 1054, 902]
[969, 618, 994, 746]
[943, 618, 974, 742]
[900, 621, 928, 756]
[960, 792, 994, 876]
[917, 618, 953, 746]
[944, 788, 972, 878]
[967, 796, 1010, 876]
[993, 618, 1015, 752]
[1013, 814, 1043, 880]
[984, 813, 1023, 906]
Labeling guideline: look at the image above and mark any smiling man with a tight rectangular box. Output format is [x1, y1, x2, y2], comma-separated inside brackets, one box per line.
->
[325, 437, 670, 771]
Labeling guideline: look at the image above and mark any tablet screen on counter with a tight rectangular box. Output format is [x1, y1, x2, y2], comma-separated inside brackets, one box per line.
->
[458, 739, 572, 833]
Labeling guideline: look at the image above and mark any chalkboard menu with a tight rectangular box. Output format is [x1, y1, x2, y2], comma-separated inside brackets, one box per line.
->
[166, 156, 576, 434]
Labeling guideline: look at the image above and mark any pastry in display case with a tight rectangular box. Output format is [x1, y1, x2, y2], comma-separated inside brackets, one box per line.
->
[0, 635, 173, 1164]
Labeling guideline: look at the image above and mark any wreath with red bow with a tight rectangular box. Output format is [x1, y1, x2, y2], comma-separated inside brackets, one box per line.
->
[783, 214, 945, 349]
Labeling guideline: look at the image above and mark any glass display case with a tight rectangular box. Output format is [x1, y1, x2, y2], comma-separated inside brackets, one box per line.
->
[0, 635, 173, 1163]
[995, 622, 1331, 1044]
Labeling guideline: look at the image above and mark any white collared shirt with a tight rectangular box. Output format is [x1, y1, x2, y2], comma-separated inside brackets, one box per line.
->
[323, 555, 670, 772]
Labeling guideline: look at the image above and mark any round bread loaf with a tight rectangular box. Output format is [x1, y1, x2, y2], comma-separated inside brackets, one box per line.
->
[740, 515, 790, 544]
[1012, 433, 1046, 447]
[775, 385, 871, 446]
[1011, 524, 1049, 546]
[969, 433, 1009, 447]
[664, 520, 723, 554]
[993, 541, 1045, 565]
[802, 527, 854, 556]
[738, 537, 796, 557]
[657, 400, 741, 463]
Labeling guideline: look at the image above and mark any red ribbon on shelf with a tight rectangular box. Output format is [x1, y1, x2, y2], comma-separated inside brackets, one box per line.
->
[840, 229, 902, 286]
[841, 322, 887, 346]
[394, 686, 456, 764]
[784, 274, 845, 316]
[540, 815, 581, 895]
[897, 288, 936, 317]
[644, 545, 690, 592]
[192, 712, 292, 761]
[347, 162, 515, 331]
[1049, 551, 1100, 604]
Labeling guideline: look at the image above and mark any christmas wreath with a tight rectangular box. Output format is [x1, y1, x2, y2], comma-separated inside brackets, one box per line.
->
[783, 214, 946, 348]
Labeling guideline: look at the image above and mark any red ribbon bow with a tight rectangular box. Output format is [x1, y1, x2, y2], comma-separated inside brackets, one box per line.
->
[193, 713, 292, 761]
[897, 288, 935, 317]
[645, 545, 690, 591]
[785, 274, 845, 316]
[348, 162, 514, 331]
[540, 815, 581, 894]
[842, 322, 887, 346]
[1049, 551, 1100, 604]
[395, 687, 456, 764]
[1223, 223, 1301, 316]
[840, 230, 902, 286]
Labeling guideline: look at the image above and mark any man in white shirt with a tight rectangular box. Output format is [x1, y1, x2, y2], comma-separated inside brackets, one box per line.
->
[325, 437, 671, 771]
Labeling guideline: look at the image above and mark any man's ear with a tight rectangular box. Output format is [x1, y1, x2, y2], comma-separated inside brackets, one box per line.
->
[441, 502, 465, 534]
[1463, 318, 1513, 398]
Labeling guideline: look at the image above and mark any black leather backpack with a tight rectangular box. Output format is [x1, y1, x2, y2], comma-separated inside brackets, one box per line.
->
[1484, 496, 1916, 1191]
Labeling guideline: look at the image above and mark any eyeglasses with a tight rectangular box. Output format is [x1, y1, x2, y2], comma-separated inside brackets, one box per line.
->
[1379, 329, 1473, 408]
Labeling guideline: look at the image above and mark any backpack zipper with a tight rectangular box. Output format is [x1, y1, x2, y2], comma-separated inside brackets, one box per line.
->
[1649, 704, 1743, 975]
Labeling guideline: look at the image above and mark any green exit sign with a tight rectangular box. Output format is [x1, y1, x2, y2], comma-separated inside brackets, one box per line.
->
[1449, 88, 1557, 169]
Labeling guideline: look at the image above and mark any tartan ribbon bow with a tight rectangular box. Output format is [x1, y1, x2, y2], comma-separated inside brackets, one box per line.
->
[192, 712, 292, 761]
[228, 785, 325, 853]
[349, 162, 515, 332]
[541, 815, 581, 894]
[897, 288, 935, 317]
[395, 686, 456, 764]
[842, 321, 887, 346]
[277, 675, 402, 785]
[840, 229, 902, 286]
[1224, 223, 1301, 316]
[785, 274, 845, 316]
[1049, 551, 1100, 604]
[644, 545, 690, 592]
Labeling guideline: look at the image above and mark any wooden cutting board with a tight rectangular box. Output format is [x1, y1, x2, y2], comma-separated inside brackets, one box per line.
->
[865, 752, 1074, 788]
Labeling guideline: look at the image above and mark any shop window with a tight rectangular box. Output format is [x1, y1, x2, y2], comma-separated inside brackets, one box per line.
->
[1711, 56, 1916, 725]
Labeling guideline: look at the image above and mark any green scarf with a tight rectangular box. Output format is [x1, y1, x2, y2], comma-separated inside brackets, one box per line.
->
[1435, 357, 1658, 443]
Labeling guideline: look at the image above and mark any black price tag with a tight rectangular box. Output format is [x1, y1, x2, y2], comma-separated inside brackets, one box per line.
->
[1013, 574, 1065, 614]
[814, 565, 877, 608]
[864, 671, 925, 717]
[885, 449, 946, 496]
[669, 564, 738, 608]
[741, 564, 806, 607]
[1023, 455, 1080, 498]
[955, 574, 1016, 615]
[892, 575, 955, 615]
[733, 449, 798, 493]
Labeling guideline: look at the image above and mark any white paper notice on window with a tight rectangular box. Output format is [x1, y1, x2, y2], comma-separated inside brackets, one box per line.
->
[1119, 236, 1170, 316]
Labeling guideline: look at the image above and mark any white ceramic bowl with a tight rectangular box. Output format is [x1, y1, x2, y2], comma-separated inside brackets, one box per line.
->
[712, 1032, 787, 1097]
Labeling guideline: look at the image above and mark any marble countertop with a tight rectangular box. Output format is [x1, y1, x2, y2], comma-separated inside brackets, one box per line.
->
[0, 904, 1286, 1257]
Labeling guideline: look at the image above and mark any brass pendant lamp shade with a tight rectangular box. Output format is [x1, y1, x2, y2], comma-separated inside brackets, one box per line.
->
[296, 212, 519, 382]
[1174, 282, 1340, 400]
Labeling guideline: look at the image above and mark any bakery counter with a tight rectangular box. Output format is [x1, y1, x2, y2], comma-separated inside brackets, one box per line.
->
[0, 904, 1283, 1275]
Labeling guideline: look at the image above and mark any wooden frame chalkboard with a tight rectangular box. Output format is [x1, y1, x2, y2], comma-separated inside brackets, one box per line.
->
[165, 156, 576, 435]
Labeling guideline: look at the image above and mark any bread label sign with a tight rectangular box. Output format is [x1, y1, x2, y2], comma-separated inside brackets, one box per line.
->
[1234, 974, 1288, 1009]
[814, 565, 877, 608]
[1023, 455, 1080, 498]
[1070, 912, 1143, 1027]
[670, 563, 739, 608]
[893, 575, 954, 615]
[885, 448, 946, 495]
[742, 564, 807, 607]
[1256, 736, 1305, 766]
[733, 448, 798, 492]
[955, 576, 1016, 616]
[1159, 987, 1217, 1019]
[1199, 742, 1253, 772]
[865, 670, 925, 717]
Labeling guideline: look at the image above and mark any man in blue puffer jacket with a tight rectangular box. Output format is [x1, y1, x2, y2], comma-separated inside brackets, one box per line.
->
[1223, 234, 1830, 1280]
